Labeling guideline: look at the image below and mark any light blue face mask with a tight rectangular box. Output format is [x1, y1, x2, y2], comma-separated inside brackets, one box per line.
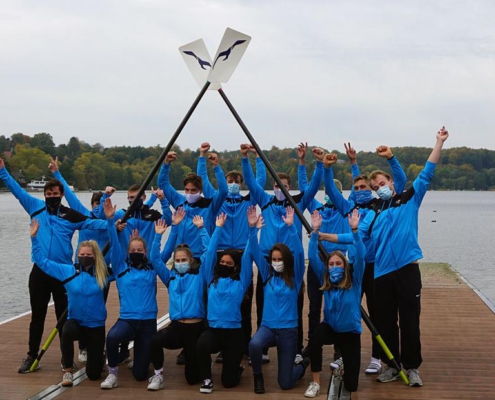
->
[377, 185, 393, 201]
[329, 267, 345, 284]
[228, 183, 240, 195]
[324, 195, 333, 206]
[355, 189, 374, 204]
[175, 262, 190, 274]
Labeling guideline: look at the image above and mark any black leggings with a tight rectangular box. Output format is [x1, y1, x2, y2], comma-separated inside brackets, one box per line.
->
[28, 264, 68, 358]
[196, 327, 244, 388]
[61, 319, 105, 380]
[150, 320, 205, 384]
[308, 322, 361, 392]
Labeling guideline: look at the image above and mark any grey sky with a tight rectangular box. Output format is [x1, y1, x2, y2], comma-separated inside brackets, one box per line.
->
[1, 0, 494, 154]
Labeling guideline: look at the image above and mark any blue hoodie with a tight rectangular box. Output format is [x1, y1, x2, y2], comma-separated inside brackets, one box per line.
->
[309, 231, 365, 334]
[31, 236, 107, 328]
[248, 224, 305, 329]
[0, 167, 106, 264]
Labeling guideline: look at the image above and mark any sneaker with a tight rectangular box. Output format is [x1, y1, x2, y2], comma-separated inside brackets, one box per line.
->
[176, 349, 185, 365]
[147, 374, 164, 391]
[253, 373, 265, 394]
[304, 381, 320, 398]
[61, 371, 73, 387]
[18, 356, 39, 374]
[365, 358, 382, 374]
[294, 353, 303, 364]
[407, 368, 423, 387]
[376, 366, 399, 383]
[200, 379, 213, 394]
[262, 354, 270, 364]
[78, 349, 87, 364]
[215, 351, 223, 364]
[330, 357, 343, 370]
[101, 373, 119, 389]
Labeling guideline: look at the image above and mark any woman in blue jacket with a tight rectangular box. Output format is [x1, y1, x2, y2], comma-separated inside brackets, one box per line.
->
[247, 206, 308, 394]
[303, 209, 365, 399]
[30, 219, 108, 387]
[195, 213, 253, 394]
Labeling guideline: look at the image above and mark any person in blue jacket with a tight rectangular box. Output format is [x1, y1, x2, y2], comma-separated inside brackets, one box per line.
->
[197, 142, 266, 360]
[0, 157, 107, 373]
[195, 212, 253, 394]
[157, 149, 228, 259]
[359, 127, 449, 388]
[30, 219, 109, 387]
[100, 198, 167, 389]
[146, 208, 209, 390]
[323, 143, 406, 374]
[303, 209, 364, 399]
[247, 206, 309, 394]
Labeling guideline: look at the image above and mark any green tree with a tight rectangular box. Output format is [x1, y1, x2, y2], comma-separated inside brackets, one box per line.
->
[9, 144, 50, 180]
[31, 133, 56, 155]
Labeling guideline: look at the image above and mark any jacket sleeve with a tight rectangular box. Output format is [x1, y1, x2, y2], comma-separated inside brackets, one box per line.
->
[308, 233, 326, 286]
[247, 226, 270, 283]
[298, 164, 309, 191]
[161, 224, 178, 263]
[0, 168, 45, 215]
[240, 233, 254, 291]
[389, 156, 407, 194]
[301, 162, 323, 210]
[159, 198, 172, 226]
[197, 156, 216, 198]
[107, 218, 126, 275]
[157, 164, 186, 208]
[255, 157, 267, 188]
[211, 165, 228, 215]
[242, 158, 271, 208]
[53, 170, 90, 216]
[348, 163, 361, 202]
[324, 167, 352, 217]
[351, 231, 366, 284]
[151, 234, 171, 286]
[31, 236, 75, 281]
[201, 225, 222, 284]
[289, 224, 305, 285]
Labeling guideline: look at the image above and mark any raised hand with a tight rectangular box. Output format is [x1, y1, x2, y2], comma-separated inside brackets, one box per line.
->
[282, 206, 294, 226]
[344, 142, 357, 163]
[30, 219, 40, 237]
[152, 186, 165, 200]
[154, 219, 168, 235]
[103, 198, 116, 219]
[376, 145, 393, 159]
[240, 143, 251, 158]
[311, 210, 322, 231]
[172, 206, 186, 226]
[348, 209, 361, 230]
[130, 228, 140, 240]
[247, 205, 260, 227]
[207, 153, 219, 167]
[298, 142, 308, 161]
[437, 126, 449, 142]
[192, 215, 204, 229]
[216, 212, 227, 227]
[116, 221, 126, 232]
[165, 151, 177, 164]
[200, 142, 211, 157]
[48, 156, 59, 173]
[312, 147, 325, 162]
[323, 153, 338, 168]
[105, 186, 116, 196]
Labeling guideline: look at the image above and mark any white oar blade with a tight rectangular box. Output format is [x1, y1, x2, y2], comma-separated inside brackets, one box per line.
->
[179, 39, 221, 91]
[207, 27, 251, 83]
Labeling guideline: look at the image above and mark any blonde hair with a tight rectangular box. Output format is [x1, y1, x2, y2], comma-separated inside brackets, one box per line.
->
[79, 241, 108, 290]
[319, 251, 352, 291]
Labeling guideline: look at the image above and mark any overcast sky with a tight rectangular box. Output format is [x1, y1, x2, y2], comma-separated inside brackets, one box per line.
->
[1, 0, 495, 154]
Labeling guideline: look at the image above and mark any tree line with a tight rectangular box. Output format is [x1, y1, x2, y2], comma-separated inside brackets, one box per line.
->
[1, 132, 495, 191]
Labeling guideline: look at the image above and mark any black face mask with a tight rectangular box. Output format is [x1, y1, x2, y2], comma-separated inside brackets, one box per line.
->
[129, 199, 144, 209]
[217, 264, 233, 278]
[45, 196, 62, 209]
[129, 252, 147, 267]
[78, 256, 95, 268]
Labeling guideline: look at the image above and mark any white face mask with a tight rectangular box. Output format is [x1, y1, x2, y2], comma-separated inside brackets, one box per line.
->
[185, 192, 201, 204]
[376, 185, 393, 201]
[272, 261, 284, 273]
[274, 188, 286, 201]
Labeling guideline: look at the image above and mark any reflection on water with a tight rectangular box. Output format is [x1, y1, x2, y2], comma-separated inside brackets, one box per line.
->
[1, 190, 494, 322]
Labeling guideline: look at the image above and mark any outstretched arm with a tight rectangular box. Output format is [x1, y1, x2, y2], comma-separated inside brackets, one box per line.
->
[428, 127, 449, 164]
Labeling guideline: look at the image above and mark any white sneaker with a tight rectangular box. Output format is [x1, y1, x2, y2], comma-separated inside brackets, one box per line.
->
[330, 357, 343, 370]
[365, 357, 382, 374]
[407, 368, 423, 387]
[294, 354, 303, 364]
[304, 381, 320, 398]
[147, 374, 164, 391]
[61, 371, 73, 387]
[78, 350, 87, 364]
[100, 373, 118, 389]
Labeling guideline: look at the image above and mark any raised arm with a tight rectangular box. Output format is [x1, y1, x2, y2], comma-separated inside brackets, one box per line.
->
[161, 207, 185, 263]
[246, 205, 270, 282]
[308, 212, 326, 285]
[157, 152, 187, 208]
[428, 127, 449, 164]
[103, 198, 126, 273]
[201, 213, 226, 284]
[323, 153, 353, 216]
[300, 148, 324, 208]
[283, 207, 305, 281]
[253, 148, 267, 188]
[240, 144, 270, 207]
[376, 145, 407, 194]
[209, 153, 228, 212]
[197, 142, 216, 198]
[151, 219, 171, 285]
[297, 142, 309, 191]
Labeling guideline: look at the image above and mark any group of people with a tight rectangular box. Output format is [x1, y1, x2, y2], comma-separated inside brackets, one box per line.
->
[0, 126, 449, 399]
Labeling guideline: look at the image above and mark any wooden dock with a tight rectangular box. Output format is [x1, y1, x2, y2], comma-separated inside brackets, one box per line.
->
[1, 263, 494, 400]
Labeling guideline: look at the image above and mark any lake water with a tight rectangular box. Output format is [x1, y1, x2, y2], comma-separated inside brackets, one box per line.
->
[1, 190, 494, 322]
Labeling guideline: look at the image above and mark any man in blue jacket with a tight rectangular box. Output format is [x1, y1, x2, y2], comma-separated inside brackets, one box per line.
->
[0, 157, 106, 373]
[359, 127, 449, 388]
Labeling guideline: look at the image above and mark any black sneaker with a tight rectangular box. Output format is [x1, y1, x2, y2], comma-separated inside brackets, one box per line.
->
[253, 373, 265, 394]
[18, 356, 39, 374]
[200, 379, 213, 394]
[215, 351, 223, 364]
[176, 349, 185, 365]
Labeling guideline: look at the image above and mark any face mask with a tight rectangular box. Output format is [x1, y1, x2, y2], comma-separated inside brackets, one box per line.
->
[217, 264, 233, 278]
[78, 256, 94, 268]
[185, 193, 201, 204]
[329, 267, 345, 284]
[129, 198, 144, 209]
[175, 262, 190, 274]
[228, 183, 240, 195]
[272, 261, 284, 273]
[45, 196, 62, 209]
[355, 189, 374, 204]
[129, 252, 147, 267]
[376, 185, 393, 201]
[324, 195, 333, 206]
[274, 188, 286, 201]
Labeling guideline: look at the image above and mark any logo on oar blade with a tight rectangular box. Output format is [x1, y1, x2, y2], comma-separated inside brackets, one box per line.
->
[212, 40, 247, 68]
[182, 51, 212, 70]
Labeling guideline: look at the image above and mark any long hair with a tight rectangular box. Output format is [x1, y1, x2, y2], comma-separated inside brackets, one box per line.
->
[212, 249, 242, 285]
[79, 240, 108, 290]
[270, 243, 294, 288]
[319, 251, 352, 291]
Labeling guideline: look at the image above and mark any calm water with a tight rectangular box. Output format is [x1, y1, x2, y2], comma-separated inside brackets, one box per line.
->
[1, 190, 494, 322]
